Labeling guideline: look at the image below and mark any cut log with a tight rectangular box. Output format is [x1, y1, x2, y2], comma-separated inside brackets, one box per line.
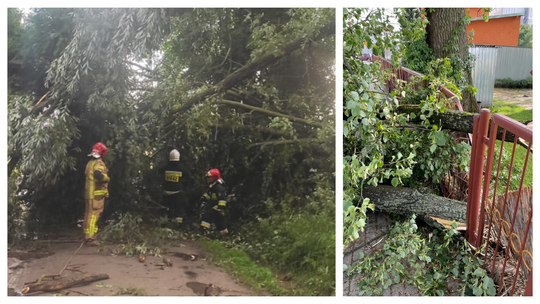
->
[362, 185, 467, 223]
[21, 274, 109, 294]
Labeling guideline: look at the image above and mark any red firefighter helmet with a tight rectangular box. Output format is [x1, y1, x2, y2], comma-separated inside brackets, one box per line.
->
[205, 168, 221, 181]
[89, 142, 108, 158]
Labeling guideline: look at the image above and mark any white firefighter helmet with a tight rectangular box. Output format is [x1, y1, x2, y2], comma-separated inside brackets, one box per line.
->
[169, 149, 180, 161]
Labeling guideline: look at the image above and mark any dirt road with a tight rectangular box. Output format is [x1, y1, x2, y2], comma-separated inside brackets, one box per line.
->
[8, 238, 260, 296]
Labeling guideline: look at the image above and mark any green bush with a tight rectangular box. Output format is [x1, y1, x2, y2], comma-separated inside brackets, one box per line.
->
[242, 211, 335, 295]
[495, 77, 532, 89]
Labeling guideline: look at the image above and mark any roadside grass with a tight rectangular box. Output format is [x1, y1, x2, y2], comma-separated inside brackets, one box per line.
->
[199, 239, 286, 295]
[489, 100, 532, 122]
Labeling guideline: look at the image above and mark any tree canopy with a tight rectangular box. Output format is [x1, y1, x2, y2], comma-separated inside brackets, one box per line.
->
[8, 7, 336, 295]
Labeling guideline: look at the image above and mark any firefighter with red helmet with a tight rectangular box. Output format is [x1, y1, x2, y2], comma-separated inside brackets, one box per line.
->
[162, 149, 186, 227]
[200, 168, 228, 235]
[83, 142, 110, 245]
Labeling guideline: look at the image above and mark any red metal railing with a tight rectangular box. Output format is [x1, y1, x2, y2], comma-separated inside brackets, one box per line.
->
[467, 109, 533, 296]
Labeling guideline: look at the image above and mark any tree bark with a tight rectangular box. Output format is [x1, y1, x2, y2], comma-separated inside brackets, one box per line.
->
[426, 8, 479, 113]
[21, 274, 110, 294]
[362, 185, 467, 222]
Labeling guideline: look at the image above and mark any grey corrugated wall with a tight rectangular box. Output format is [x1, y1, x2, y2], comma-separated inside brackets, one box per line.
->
[470, 47, 498, 107]
[494, 47, 533, 81]
[469, 46, 533, 108]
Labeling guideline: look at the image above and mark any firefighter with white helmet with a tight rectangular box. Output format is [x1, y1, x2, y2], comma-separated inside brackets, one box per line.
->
[200, 168, 228, 236]
[162, 149, 186, 227]
[84, 142, 110, 245]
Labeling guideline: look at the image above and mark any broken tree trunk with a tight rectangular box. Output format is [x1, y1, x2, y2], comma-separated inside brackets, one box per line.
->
[362, 185, 467, 224]
[397, 105, 531, 150]
[21, 274, 109, 294]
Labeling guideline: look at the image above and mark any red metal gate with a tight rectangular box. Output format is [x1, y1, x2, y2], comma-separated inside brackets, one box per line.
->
[466, 108, 533, 296]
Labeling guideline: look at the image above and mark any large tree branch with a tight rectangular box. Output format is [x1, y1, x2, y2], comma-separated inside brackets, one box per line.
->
[164, 22, 335, 126]
[210, 124, 290, 137]
[215, 99, 323, 128]
[397, 105, 532, 150]
[248, 138, 323, 149]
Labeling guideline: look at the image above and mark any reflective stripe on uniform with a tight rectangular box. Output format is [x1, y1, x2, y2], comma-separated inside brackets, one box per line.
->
[218, 200, 226, 207]
[202, 193, 210, 200]
[164, 190, 181, 195]
[87, 214, 98, 238]
[175, 217, 183, 223]
[88, 161, 95, 199]
[94, 189, 109, 196]
[165, 170, 182, 182]
[200, 221, 211, 229]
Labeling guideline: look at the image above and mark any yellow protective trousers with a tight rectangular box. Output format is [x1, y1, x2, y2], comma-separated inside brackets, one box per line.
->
[83, 197, 105, 240]
[83, 158, 109, 240]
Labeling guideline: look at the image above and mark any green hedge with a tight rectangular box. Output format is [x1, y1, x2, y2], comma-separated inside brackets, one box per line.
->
[495, 77, 532, 89]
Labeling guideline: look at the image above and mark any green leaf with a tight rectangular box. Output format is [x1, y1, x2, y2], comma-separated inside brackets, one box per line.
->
[473, 287, 483, 296]
[436, 137, 446, 146]
[391, 177, 399, 187]
[351, 91, 360, 101]
[343, 264, 348, 271]
[430, 144, 437, 153]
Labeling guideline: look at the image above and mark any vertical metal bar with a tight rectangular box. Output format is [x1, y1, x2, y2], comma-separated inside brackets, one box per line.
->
[466, 115, 480, 242]
[467, 109, 490, 247]
[476, 118, 497, 249]
[483, 129, 506, 268]
[497, 136, 519, 295]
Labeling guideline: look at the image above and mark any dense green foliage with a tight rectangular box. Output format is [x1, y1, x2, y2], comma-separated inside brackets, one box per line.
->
[518, 24, 533, 48]
[7, 8, 335, 295]
[346, 216, 496, 296]
[343, 8, 470, 242]
[343, 8, 495, 296]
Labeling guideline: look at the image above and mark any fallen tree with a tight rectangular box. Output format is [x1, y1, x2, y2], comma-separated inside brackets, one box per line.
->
[397, 105, 531, 150]
[362, 185, 467, 229]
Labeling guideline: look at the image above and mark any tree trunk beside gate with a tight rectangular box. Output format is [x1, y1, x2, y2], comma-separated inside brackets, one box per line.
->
[362, 185, 467, 223]
[426, 8, 479, 113]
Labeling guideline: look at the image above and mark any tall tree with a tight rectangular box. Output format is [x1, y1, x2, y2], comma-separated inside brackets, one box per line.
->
[518, 24, 533, 47]
[425, 8, 479, 113]
[8, 8, 335, 228]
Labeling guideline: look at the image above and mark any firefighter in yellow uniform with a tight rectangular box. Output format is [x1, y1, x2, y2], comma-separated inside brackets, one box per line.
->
[84, 142, 110, 245]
